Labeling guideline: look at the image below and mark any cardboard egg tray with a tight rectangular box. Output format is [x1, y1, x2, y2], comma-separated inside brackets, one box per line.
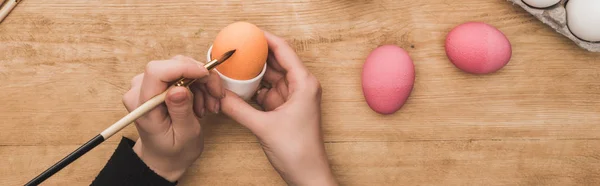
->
[507, 0, 600, 52]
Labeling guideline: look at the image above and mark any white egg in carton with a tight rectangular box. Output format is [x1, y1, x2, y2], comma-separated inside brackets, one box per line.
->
[507, 0, 600, 52]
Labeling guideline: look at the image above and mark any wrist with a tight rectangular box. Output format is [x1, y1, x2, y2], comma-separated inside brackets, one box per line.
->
[289, 172, 337, 186]
[283, 155, 337, 186]
[132, 142, 187, 182]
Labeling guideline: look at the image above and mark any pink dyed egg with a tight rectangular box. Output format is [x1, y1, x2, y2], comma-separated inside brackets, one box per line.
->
[445, 22, 512, 74]
[362, 45, 415, 115]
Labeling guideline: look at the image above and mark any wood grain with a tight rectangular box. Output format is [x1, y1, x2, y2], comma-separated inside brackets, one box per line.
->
[3, 140, 600, 185]
[1, 0, 600, 185]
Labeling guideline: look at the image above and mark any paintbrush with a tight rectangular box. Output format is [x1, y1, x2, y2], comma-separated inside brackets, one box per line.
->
[25, 50, 236, 186]
[0, 0, 20, 23]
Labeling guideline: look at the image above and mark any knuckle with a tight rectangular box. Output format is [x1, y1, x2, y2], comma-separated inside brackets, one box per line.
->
[277, 78, 287, 88]
[170, 110, 192, 119]
[173, 55, 186, 60]
[271, 37, 289, 49]
[297, 71, 311, 81]
[121, 94, 127, 105]
[122, 90, 132, 106]
[191, 125, 202, 137]
[269, 42, 280, 51]
[145, 60, 160, 74]
[174, 55, 193, 63]
[280, 38, 290, 46]
[130, 74, 142, 86]
[306, 75, 322, 94]
[314, 80, 322, 94]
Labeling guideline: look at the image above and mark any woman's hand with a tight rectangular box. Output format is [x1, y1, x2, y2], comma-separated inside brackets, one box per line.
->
[221, 32, 337, 186]
[122, 55, 224, 182]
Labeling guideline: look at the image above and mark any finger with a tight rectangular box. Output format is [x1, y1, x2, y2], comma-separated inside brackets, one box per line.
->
[193, 73, 211, 84]
[263, 67, 284, 85]
[221, 90, 267, 134]
[165, 86, 201, 136]
[122, 86, 141, 112]
[139, 58, 209, 123]
[191, 85, 206, 118]
[201, 85, 220, 113]
[192, 70, 224, 99]
[171, 55, 195, 62]
[141, 58, 209, 102]
[204, 70, 225, 99]
[267, 51, 285, 72]
[263, 31, 309, 82]
[130, 73, 144, 89]
[275, 78, 289, 100]
[263, 88, 286, 111]
[255, 88, 269, 105]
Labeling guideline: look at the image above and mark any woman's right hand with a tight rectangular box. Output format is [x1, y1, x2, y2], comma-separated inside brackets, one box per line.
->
[220, 31, 337, 186]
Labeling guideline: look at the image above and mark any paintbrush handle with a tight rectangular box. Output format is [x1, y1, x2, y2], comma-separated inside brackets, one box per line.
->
[25, 135, 104, 186]
[100, 90, 168, 139]
[0, 0, 19, 23]
[24, 90, 169, 186]
[26, 70, 202, 185]
[25, 52, 233, 185]
[100, 58, 221, 138]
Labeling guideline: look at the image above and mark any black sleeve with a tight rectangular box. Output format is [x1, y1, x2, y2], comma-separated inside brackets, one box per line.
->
[91, 137, 178, 186]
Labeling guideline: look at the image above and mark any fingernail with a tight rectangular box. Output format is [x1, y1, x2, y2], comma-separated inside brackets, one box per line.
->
[214, 102, 220, 114]
[170, 91, 187, 103]
[200, 108, 205, 118]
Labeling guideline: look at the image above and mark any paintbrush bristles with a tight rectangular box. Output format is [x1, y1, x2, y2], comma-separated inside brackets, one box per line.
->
[218, 49, 237, 64]
[204, 49, 236, 71]
[177, 49, 236, 87]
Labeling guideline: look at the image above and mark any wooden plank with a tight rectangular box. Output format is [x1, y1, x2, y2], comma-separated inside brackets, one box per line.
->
[2, 140, 600, 185]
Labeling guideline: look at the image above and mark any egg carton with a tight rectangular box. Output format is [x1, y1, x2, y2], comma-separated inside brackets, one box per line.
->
[507, 0, 600, 52]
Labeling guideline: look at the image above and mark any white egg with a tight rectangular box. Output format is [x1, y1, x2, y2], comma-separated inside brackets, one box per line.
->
[522, 0, 560, 8]
[567, 0, 600, 42]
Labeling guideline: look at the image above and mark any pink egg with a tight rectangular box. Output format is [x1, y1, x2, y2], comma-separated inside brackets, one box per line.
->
[362, 45, 415, 115]
[445, 22, 512, 74]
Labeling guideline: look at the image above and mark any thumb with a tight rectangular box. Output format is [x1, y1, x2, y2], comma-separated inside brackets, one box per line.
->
[221, 90, 266, 133]
[165, 86, 199, 131]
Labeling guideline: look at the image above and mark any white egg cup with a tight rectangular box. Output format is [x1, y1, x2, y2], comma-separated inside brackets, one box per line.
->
[207, 45, 267, 101]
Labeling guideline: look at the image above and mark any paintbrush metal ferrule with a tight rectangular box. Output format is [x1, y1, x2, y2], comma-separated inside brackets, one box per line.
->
[173, 59, 217, 87]
[174, 49, 236, 87]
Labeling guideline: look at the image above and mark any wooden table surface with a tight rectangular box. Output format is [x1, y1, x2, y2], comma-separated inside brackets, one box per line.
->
[2, 0, 600, 185]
